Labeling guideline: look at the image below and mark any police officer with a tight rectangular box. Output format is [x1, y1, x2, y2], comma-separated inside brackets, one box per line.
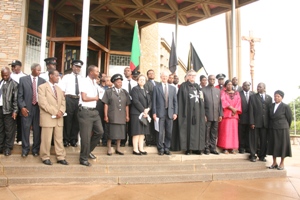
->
[58, 60, 83, 147]
[40, 57, 57, 81]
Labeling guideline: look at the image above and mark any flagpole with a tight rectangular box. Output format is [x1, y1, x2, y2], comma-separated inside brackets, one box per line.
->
[175, 12, 179, 74]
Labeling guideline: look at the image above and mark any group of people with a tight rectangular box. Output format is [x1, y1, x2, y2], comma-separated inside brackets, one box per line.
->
[0, 58, 292, 169]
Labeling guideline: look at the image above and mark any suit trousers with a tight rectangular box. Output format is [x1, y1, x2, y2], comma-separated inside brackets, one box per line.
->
[16, 114, 22, 142]
[40, 126, 66, 161]
[63, 96, 79, 143]
[205, 121, 218, 151]
[238, 124, 250, 151]
[21, 104, 41, 154]
[78, 109, 103, 162]
[121, 105, 132, 146]
[0, 108, 16, 150]
[157, 109, 173, 152]
[249, 127, 268, 159]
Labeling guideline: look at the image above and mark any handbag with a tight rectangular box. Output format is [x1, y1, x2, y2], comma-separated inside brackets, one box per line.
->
[139, 117, 148, 126]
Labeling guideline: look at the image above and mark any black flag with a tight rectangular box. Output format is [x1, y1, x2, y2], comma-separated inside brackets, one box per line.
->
[187, 43, 204, 72]
[169, 33, 178, 73]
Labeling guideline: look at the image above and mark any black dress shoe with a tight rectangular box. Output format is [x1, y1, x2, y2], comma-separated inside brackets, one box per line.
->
[164, 151, 171, 155]
[259, 157, 267, 162]
[158, 152, 164, 156]
[32, 153, 39, 157]
[43, 159, 52, 165]
[89, 153, 97, 159]
[250, 158, 256, 162]
[210, 150, 219, 155]
[140, 151, 147, 155]
[4, 149, 11, 156]
[57, 160, 69, 165]
[80, 160, 91, 166]
[21, 152, 28, 157]
[70, 142, 77, 147]
[116, 150, 124, 155]
[185, 150, 191, 155]
[63, 141, 70, 147]
[107, 152, 112, 156]
[0, 149, 3, 154]
[133, 151, 142, 155]
[192, 150, 202, 155]
[204, 149, 210, 155]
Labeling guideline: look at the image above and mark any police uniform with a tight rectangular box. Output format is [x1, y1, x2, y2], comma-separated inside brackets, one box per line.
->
[58, 60, 83, 147]
[40, 57, 57, 81]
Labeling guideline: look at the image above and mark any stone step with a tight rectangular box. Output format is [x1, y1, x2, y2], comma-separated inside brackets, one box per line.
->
[0, 169, 286, 186]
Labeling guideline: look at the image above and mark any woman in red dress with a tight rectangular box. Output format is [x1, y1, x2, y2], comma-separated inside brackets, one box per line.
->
[217, 80, 242, 154]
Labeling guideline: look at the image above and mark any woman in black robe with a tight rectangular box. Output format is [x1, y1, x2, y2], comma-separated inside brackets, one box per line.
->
[178, 70, 206, 155]
[267, 90, 292, 170]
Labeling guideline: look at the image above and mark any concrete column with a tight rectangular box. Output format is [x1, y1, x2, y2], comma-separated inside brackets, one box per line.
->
[80, 0, 91, 76]
[231, 0, 236, 79]
[40, 0, 49, 72]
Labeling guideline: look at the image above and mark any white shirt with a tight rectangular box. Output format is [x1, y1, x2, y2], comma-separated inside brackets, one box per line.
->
[79, 76, 98, 108]
[122, 78, 137, 92]
[10, 72, 26, 84]
[47, 81, 56, 95]
[39, 71, 49, 81]
[274, 102, 281, 113]
[58, 72, 83, 96]
[30, 75, 39, 103]
[0, 80, 6, 106]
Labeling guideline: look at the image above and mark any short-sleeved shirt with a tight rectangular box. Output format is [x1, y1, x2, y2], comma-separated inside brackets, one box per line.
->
[58, 72, 83, 96]
[79, 76, 98, 108]
[102, 87, 131, 124]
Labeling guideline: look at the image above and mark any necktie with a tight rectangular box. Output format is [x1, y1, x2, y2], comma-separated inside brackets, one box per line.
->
[152, 80, 155, 86]
[260, 94, 264, 102]
[32, 77, 37, 105]
[75, 74, 79, 96]
[246, 92, 249, 103]
[128, 80, 131, 94]
[53, 86, 57, 99]
[164, 84, 168, 108]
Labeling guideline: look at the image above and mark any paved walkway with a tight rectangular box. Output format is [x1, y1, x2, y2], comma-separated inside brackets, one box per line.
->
[1, 145, 299, 200]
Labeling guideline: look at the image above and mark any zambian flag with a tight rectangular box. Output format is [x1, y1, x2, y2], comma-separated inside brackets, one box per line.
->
[130, 21, 141, 71]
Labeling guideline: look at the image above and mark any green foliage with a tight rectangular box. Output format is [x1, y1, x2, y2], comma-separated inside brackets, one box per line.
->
[289, 97, 300, 135]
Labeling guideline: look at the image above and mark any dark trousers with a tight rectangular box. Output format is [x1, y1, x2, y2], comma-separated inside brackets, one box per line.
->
[205, 121, 218, 151]
[157, 109, 173, 152]
[0, 108, 16, 150]
[78, 109, 103, 162]
[96, 100, 106, 144]
[238, 124, 250, 152]
[63, 97, 79, 143]
[16, 114, 22, 142]
[146, 111, 157, 145]
[21, 104, 41, 154]
[249, 127, 268, 159]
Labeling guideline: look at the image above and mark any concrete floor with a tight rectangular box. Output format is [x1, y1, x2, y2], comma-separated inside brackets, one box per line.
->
[1, 145, 299, 200]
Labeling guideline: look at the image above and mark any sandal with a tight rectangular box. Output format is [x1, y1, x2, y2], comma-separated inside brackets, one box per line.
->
[268, 164, 278, 169]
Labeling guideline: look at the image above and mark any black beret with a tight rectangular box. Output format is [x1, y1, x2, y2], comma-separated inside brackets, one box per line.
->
[111, 73, 123, 83]
[9, 60, 22, 66]
[274, 90, 284, 98]
[44, 57, 57, 65]
[216, 73, 226, 80]
[71, 59, 84, 67]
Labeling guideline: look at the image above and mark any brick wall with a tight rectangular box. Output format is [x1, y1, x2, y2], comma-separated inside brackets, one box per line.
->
[0, 0, 24, 70]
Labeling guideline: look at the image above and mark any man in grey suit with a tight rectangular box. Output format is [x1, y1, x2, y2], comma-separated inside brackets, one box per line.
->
[152, 70, 177, 155]
[249, 82, 272, 162]
[238, 81, 254, 154]
[201, 75, 223, 155]
[18, 63, 46, 157]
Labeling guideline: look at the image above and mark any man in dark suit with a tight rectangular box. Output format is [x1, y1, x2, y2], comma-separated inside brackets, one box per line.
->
[202, 75, 223, 155]
[152, 70, 178, 155]
[238, 81, 254, 154]
[144, 69, 159, 146]
[249, 82, 272, 162]
[232, 77, 243, 92]
[18, 63, 46, 157]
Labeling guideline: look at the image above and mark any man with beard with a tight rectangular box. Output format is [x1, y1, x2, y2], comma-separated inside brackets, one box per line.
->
[178, 70, 205, 155]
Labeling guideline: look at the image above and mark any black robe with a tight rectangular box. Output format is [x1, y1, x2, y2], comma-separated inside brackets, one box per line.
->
[178, 81, 205, 151]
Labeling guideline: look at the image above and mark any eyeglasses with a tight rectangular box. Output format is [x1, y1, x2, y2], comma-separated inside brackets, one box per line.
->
[188, 74, 196, 76]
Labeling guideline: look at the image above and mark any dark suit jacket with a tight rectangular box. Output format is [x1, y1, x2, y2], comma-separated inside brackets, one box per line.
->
[18, 75, 46, 115]
[233, 85, 243, 92]
[239, 90, 254, 124]
[152, 83, 177, 119]
[202, 85, 223, 121]
[130, 85, 152, 115]
[144, 80, 159, 97]
[249, 93, 272, 128]
[269, 102, 292, 129]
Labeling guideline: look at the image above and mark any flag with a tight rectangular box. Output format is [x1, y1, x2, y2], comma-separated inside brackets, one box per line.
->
[187, 42, 204, 72]
[130, 21, 141, 71]
[169, 32, 178, 73]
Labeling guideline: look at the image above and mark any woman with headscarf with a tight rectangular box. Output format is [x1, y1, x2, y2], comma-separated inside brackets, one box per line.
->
[217, 80, 242, 154]
[267, 90, 292, 170]
[102, 74, 131, 156]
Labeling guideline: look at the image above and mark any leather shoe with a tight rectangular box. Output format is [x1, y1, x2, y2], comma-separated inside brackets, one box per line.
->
[268, 164, 278, 169]
[80, 160, 91, 167]
[63, 141, 69, 147]
[259, 157, 267, 162]
[164, 151, 171, 155]
[107, 152, 112, 156]
[204, 149, 210, 155]
[43, 159, 53, 165]
[140, 151, 147, 155]
[57, 160, 69, 165]
[32, 152, 39, 157]
[116, 150, 124, 155]
[277, 166, 284, 170]
[250, 158, 256, 162]
[88, 153, 97, 159]
[133, 151, 142, 155]
[192, 150, 202, 155]
[4, 149, 11, 156]
[21, 152, 28, 157]
[210, 150, 219, 155]
[185, 150, 191, 155]
[158, 152, 164, 156]
[70, 142, 77, 147]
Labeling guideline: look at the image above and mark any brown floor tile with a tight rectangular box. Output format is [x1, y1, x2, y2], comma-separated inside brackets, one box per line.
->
[0, 188, 17, 200]
[288, 178, 300, 198]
